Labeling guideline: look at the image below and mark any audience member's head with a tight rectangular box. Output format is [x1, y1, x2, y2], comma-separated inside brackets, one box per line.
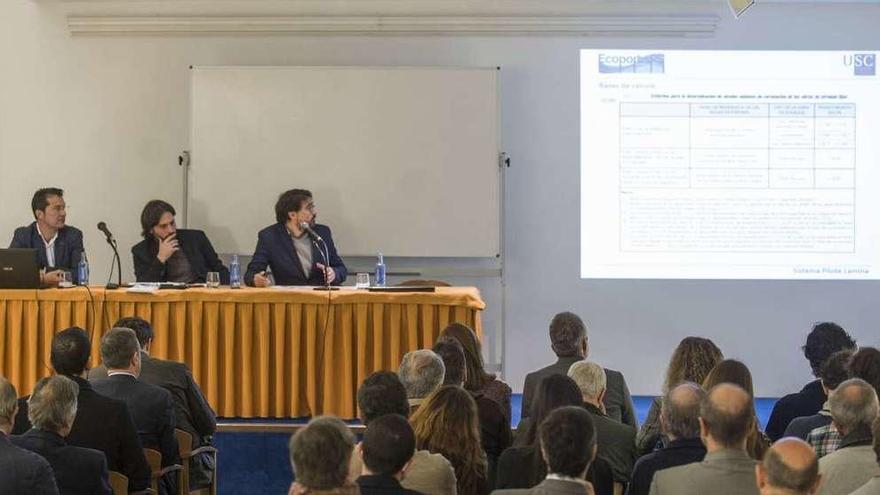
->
[289, 416, 355, 491]
[756, 438, 821, 495]
[522, 374, 583, 447]
[549, 312, 588, 358]
[847, 347, 880, 395]
[702, 359, 756, 397]
[540, 406, 597, 479]
[410, 385, 486, 495]
[439, 323, 494, 391]
[100, 327, 142, 374]
[828, 378, 879, 437]
[818, 350, 854, 394]
[661, 382, 707, 441]
[663, 337, 724, 393]
[113, 316, 154, 351]
[357, 371, 409, 424]
[398, 350, 445, 400]
[802, 322, 856, 377]
[359, 414, 415, 479]
[50, 326, 91, 377]
[0, 375, 18, 433]
[567, 360, 606, 405]
[433, 338, 466, 386]
[700, 383, 754, 451]
[28, 375, 79, 436]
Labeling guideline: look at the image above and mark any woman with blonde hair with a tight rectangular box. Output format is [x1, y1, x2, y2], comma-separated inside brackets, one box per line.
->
[410, 385, 488, 495]
[637, 337, 723, 454]
[702, 359, 770, 460]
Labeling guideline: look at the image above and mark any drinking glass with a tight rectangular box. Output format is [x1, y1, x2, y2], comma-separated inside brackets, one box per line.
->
[355, 272, 370, 289]
[206, 272, 221, 288]
[58, 271, 73, 288]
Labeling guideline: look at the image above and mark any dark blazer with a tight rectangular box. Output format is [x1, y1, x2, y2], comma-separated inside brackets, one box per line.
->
[521, 357, 637, 429]
[245, 222, 347, 286]
[12, 429, 112, 495]
[91, 374, 180, 468]
[495, 445, 614, 495]
[582, 403, 637, 484]
[357, 474, 425, 495]
[765, 380, 826, 441]
[783, 412, 832, 440]
[493, 477, 599, 495]
[9, 222, 84, 282]
[0, 432, 59, 495]
[13, 376, 150, 492]
[132, 229, 229, 284]
[474, 391, 513, 487]
[626, 437, 706, 495]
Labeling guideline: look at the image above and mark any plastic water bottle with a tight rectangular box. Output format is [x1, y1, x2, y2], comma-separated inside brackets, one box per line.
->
[77, 252, 89, 286]
[229, 254, 241, 289]
[375, 253, 386, 287]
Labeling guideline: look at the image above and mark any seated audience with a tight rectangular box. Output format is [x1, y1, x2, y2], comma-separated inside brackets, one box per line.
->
[433, 337, 511, 483]
[350, 371, 457, 495]
[784, 350, 853, 440]
[14, 375, 112, 495]
[440, 323, 512, 420]
[522, 312, 636, 428]
[0, 375, 58, 494]
[411, 385, 489, 495]
[15, 327, 150, 492]
[816, 378, 880, 495]
[701, 359, 770, 460]
[766, 323, 856, 441]
[91, 316, 217, 489]
[289, 416, 359, 495]
[637, 337, 723, 455]
[627, 383, 707, 495]
[356, 414, 424, 495]
[492, 406, 599, 495]
[756, 438, 822, 495]
[848, 415, 880, 495]
[91, 328, 179, 494]
[567, 360, 637, 485]
[497, 374, 613, 495]
[398, 350, 446, 413]
[650, 383, 759, 495]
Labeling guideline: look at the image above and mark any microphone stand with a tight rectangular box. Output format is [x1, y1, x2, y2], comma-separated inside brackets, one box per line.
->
[103, 237, 123, 290]
[311, 238, 339, 291]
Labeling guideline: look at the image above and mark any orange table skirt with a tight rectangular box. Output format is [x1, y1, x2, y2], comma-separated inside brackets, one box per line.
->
[0, 286, 485, 418]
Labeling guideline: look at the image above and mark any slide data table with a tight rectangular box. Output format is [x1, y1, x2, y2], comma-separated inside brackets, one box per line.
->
[0, 286, 485, 418]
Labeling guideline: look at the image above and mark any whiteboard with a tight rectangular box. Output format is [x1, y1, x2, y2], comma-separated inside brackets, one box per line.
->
[188, 66, 501, 257]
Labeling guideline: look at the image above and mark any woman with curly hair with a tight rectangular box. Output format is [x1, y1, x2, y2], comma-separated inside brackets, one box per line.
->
[410, 385, 489, 495]
[439, 323, 512, 420]
[636, 337, 723, 455]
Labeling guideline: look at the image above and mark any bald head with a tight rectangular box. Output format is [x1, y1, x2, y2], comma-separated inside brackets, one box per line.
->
[700, 383, 754, 449]
[757, 438, 821, 494]
[661, 382, 706, 440]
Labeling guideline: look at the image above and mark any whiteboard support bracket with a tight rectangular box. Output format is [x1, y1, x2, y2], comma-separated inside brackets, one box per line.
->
[179, 150, 190, 227]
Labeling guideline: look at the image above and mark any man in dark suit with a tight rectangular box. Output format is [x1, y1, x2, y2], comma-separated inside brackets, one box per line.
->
[0, 375, 59, 495]
[13, 375, 112, 495]
[492, 406, 598, 495]
[522, 312, 637, 429]
[91, 327, 179, 494]
[627, 383, 707, 495]
[765, 322, 856, 441]
[356, 414, 424, 495]
[783, 350, 852, 440]
[90, 316, 217, 489]
[14, 327, 151, 492]
[9, 187, 84, 286]
[245, 188, 347, 286]
[132, 199, 229, 284]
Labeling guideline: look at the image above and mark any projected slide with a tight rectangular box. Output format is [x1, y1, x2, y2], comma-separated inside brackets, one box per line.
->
[581, 50, 879, 279]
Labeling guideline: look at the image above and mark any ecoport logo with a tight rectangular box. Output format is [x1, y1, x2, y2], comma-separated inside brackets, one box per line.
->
[598, 53, 665, 74]
[844, 53, 875, 76]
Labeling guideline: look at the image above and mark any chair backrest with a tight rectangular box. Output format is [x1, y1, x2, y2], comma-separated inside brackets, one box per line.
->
[109, 471, 129, 495]
[396, 279, 451, 287]
[175, 429, 194, 457]
[143, 448, 162, 493]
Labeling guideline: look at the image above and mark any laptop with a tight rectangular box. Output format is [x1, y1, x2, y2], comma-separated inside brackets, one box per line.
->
[0, 248, 41, 289]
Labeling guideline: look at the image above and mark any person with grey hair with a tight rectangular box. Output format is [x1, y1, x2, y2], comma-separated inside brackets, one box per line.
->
[289, 416, 359, 495]
[756, 438, 822, 495]
[398, 349, 446, 412]
[521, 312, 636, 429]
[627, 383, 708, 495]
[92, 327, 179, 495]
[13, 375, 112, 495]
[816, 378, 880, 495]
[568, 360, 636, 487]
[0, 375, 58, 494]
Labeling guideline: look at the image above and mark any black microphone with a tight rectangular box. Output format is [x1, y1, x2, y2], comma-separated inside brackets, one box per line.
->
[299, 222, 324, 242]
[96, 222, 123, 289]
[97, 222, 115, 245]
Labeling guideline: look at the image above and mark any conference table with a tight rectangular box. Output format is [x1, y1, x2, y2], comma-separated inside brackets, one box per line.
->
[0, 286, 485, 418]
